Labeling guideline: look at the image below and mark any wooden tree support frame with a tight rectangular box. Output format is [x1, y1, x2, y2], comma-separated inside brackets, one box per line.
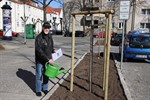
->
[70, 10, 113, 100]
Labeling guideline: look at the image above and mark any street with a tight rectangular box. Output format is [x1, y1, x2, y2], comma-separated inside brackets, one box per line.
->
[112, 46, 150, 100]
[0, 35, 150, 100]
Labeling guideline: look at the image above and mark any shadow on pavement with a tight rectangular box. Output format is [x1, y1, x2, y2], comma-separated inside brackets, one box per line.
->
[16, 68, 35, 93]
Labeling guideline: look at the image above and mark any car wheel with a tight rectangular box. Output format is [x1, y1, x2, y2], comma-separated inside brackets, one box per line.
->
[123, 58, 132, 62]
[123, 54, 128, 62]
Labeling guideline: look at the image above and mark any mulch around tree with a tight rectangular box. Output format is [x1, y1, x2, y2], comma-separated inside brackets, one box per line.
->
[49, 53, 127, 100]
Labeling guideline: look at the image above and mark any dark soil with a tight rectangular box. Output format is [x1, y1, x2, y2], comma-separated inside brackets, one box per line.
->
[49, 53, 127, 100]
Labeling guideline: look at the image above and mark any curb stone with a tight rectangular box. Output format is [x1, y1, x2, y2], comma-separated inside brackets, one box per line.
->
[113, 54, 133, 100]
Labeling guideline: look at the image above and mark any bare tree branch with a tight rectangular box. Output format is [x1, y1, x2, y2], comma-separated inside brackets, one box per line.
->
[46, 0, 53, 7]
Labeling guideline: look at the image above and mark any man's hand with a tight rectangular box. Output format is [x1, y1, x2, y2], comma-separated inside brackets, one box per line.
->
[48, 59, 54, 65]
[53, 48, 56, 53]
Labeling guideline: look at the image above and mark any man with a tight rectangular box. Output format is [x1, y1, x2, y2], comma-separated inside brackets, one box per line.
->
[35, 22, 55, 96]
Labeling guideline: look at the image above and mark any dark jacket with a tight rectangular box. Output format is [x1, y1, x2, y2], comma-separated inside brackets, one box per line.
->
[35, 31, 54, 65]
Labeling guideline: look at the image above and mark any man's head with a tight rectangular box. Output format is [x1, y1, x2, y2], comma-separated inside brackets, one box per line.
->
[42, 22, 51, 34]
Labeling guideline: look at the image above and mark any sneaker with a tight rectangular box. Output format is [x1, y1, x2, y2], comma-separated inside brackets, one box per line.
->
[43, 90, 48, 95]
[36, 92, 42, 97]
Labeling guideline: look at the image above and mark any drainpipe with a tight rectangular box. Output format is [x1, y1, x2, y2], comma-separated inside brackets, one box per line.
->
[131, 0, 136, 30]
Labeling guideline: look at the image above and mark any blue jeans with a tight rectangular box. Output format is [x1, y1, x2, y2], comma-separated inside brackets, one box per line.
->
[35, 62, 49, 92]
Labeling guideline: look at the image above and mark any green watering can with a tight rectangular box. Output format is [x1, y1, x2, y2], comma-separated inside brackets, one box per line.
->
[45, 62, 66, 78]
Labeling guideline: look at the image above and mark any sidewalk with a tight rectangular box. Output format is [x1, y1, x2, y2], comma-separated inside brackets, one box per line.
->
[0, 36, 136, 100]
[0, 36, 89, 100]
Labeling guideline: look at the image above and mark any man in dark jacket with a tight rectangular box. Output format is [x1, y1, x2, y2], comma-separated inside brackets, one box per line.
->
[35, 22, 55, 96]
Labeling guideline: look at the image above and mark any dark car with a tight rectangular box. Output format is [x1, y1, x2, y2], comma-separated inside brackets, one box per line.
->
[111, 33, 122, 46]
[64, 30, 85, 37]
[63, 30, 72, 37]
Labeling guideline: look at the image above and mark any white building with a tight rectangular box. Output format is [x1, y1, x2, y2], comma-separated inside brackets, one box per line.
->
[46, 6, 63, 32]
[63, 0, 150, 34]
[0, 0, 63, 34]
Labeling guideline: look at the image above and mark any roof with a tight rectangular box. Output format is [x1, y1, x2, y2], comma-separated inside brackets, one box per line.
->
[11, 0, 61, 14]
[46, 6, 61, 15]
[10, 0, 42, 10]
[9, 0, 61, 14]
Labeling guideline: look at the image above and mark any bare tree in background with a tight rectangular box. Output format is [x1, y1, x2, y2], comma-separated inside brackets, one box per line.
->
[20, 0, 63, 22]
[63, 1, 76, 33]
[63, 0, 89, 34]
[33, 0, 53, 22]
[63, 0, 149, 34]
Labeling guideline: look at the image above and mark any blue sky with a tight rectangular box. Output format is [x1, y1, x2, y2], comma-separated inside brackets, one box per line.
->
[50, 0, 63, 8]
[38, 0, 63, 8]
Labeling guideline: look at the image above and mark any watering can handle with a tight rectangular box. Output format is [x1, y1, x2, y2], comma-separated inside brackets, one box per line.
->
[45, 62, 60, 69]
[45, 62, 48, 69]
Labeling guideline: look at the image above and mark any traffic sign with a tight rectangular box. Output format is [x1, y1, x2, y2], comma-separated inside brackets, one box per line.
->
[119, 1, 130, 20]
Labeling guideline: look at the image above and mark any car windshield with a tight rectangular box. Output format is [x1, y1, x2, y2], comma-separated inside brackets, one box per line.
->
[129, 35, 150, 48]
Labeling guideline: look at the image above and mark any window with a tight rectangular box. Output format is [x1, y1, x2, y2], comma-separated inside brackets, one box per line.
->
[140, 23, 145, 28]
[85, 20, 91, 26]
[94, 20, 98, 28]
[140, 23, 150, 29]
[22, 22, 24, 27]
[141, 9, 150, 15]
[118, 22, 123, 29]
[17, 4, 19, 9]
[147, 9, 150, 15]
[28, 6, 30, 11]
[146, 23, 150, 28]
[17, 22, 19, 27]
[112, 22, 114, 28]
[9, 1, 11, 6]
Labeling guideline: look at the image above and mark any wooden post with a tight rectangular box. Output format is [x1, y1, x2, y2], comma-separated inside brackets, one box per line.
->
[104, 13, 112, 100]
[70, 10, 114, 95]
[103, 14, 108, 90]
[70, 15, 76, 91]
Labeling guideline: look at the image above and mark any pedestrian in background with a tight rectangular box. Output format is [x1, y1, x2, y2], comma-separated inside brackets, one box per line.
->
[35, 22, 55, 96]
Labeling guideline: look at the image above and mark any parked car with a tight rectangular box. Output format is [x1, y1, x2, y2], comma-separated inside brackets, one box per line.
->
[51, 30, 63, 35]
[64, 30, 85, 37]
[111, 33, 123, 46]
[0, 30, 19, 37]
[119, 33, 150, 61]
[93, 31, 112, 38]
[128, 30, 143, 35]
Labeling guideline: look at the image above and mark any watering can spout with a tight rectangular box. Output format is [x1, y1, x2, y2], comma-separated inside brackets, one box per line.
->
[57, 69, 65, 76]
[45, 62, 66, 78]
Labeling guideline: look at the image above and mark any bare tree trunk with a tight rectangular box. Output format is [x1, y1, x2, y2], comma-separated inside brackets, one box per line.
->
[43, 0, 46, 22]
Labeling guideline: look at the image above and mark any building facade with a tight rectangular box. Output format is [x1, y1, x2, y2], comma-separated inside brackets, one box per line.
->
[91, 0, 150, 33]
[0, 0, 63, 34]
[63, 0, 150, 34]
[46, 6, 63, 32]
